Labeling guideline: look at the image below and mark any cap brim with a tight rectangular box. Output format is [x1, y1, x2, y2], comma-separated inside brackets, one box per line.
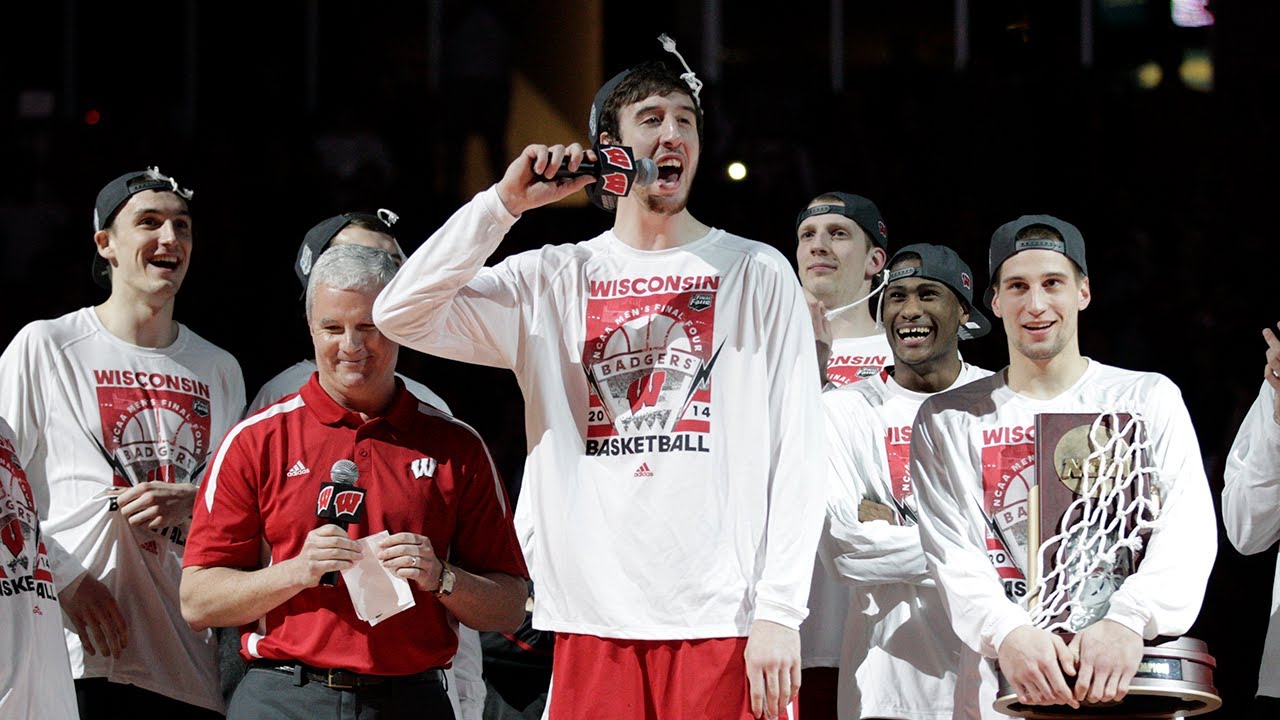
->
[91, 254, 111, 290]
[960, 304, 992, 341]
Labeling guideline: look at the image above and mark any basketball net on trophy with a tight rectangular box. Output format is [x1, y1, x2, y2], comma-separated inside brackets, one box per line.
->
[993, 412, 1221, 719]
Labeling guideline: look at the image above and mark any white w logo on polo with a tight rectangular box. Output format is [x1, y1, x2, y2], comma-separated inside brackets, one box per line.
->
[411, 457, 437, 479]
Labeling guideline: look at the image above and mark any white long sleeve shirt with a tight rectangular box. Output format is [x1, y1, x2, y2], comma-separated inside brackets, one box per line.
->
[822, 364, 990, 720]
[802, 333, 893, 671]
[0, 308, 244, 713]
[374, 187, 826, 638]
[910, 360, 1216, 720]
[1221, 380, 1280, 698]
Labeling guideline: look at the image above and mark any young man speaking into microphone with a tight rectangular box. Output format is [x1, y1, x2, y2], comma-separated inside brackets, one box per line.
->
[374, 38, 824, 720]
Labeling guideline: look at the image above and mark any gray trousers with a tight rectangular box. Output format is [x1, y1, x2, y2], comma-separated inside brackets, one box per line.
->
[228, 666, 454, 720]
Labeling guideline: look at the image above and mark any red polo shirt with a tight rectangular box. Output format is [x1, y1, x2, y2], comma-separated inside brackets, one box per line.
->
[185, 375, 527, 674]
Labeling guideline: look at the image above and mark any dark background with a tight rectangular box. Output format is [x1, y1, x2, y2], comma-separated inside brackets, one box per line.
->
[1, 2, 1273, 714]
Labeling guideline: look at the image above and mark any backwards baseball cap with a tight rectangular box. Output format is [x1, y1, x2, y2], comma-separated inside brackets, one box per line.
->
[585, 33, 703, 212]
[296, 208, 404, 288]
[795, 192, 890, 251]
[983, 214, 1088, 306]
[884, 243, 991, 340]
[91, 166, 194, 289]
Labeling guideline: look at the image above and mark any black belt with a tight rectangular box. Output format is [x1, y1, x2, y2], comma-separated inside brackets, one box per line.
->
[249, 660, 446, 691]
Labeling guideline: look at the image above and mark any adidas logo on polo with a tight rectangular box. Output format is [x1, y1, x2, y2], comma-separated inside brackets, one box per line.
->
[286, 460, 310, 477]
[634, 463, 654, 477]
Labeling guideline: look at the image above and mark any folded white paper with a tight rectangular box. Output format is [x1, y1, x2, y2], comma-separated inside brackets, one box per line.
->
[342, 531, 416, 626]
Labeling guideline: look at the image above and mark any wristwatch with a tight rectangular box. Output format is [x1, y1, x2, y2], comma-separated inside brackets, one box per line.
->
[434, 561, 455, 597]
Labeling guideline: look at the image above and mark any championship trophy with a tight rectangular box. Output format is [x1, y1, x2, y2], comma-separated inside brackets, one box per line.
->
[993, 412, 1221, 719]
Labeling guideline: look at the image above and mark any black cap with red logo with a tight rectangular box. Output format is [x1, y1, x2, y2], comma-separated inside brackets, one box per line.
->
[884, 243, 991, 340]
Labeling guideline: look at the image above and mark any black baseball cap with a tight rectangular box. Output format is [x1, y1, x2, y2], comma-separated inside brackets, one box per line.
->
[296, 209, 403, 289]
[795, 192, 890, 250]
[983, 214, 1088, 307]
[91, 166, 194, 289]
[884, 243, 991, 340]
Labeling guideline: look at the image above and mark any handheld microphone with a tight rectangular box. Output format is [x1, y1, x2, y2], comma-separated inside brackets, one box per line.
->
[315, 459, 366, 587]
[535, 144, 658, 198]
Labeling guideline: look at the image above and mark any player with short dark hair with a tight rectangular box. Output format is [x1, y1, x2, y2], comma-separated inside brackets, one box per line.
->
[0, 166, 245, 718]
[374, 37, 824, 720]
[909, 215, 1216, 718]
[823, 243, 991, 719]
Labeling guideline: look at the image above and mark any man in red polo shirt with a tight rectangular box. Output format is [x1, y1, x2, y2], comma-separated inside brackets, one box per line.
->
[180, 244, 528, 719]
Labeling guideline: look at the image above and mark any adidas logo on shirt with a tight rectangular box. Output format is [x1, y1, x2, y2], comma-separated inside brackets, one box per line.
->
[286, 460, 310, 477]
[634, 463, 654, 478]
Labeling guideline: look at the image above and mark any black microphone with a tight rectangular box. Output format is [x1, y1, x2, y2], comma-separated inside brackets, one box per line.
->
[535, 144, 658, 198]
[315, 459, 366, 587]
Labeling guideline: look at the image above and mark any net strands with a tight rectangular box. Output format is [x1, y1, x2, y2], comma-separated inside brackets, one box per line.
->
[1029, 412, 1162, 633]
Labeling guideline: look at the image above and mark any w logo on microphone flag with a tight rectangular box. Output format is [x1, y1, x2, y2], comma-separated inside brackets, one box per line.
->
[316, 483, 367, 522]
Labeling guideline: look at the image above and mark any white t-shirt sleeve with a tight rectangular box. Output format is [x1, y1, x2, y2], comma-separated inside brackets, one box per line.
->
[373, 187, 526, 369]
[1103, 377, 1217, 639]
[1222, 381, 1280, 556]
[751, 258, 826, 630]
[911, 404, 1032, 658]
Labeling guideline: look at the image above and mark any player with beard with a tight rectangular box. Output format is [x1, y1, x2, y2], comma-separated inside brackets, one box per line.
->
[821, 244, 992, 719]
[908, 216, 1215, 718]
[0, 167, 244, 717]
[374, 41, 824, 720]
[793, 192, 892, 719]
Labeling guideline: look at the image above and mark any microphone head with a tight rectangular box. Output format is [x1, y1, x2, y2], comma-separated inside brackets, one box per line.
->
[330, 459, 359, 486]
[633, 158, 659, 187]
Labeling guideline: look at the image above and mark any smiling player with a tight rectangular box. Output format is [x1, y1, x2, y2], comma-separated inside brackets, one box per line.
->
[909, 215, 1216, 718]
[0, 166, 244, 717]
[821, 243, 991, 720]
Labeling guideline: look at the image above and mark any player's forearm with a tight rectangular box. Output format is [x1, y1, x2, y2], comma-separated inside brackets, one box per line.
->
[180, 562, 308, 631]
[822, 521, 931, 586]
[373, 187, 515, 352]
[438, 570, 528, 633]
